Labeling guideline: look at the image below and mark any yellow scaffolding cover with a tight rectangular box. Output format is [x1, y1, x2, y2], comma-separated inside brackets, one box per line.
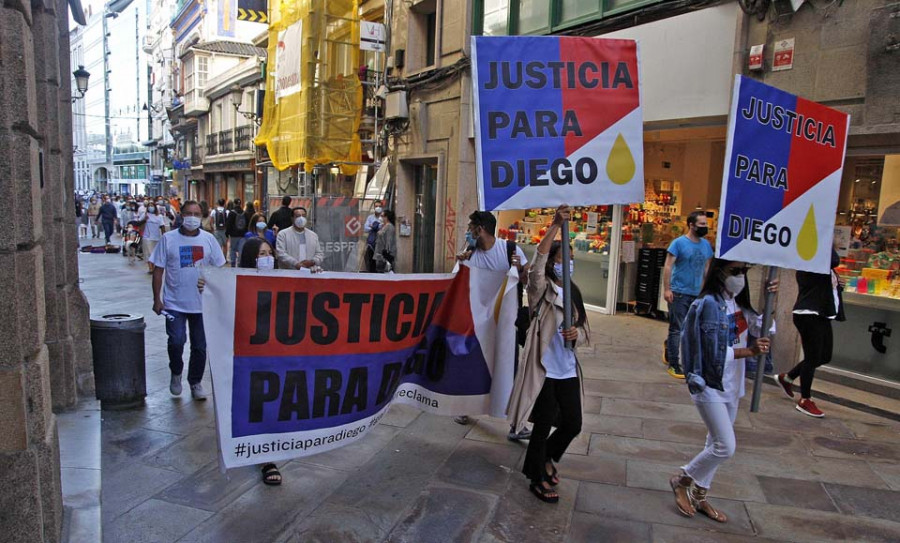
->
[255, 0, 362, 174]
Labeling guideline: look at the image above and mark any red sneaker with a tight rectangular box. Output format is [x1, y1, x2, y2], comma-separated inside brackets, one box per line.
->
[796, 398, 824, 418]
[776, 373, 794, 399]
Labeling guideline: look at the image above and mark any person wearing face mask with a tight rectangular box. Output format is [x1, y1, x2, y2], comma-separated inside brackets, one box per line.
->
[363, 204, 383, 273]
[507, 205, 588, 504]
[671, 259, 777, 523]
[275, 207, 324, 270]
[150, 200, 226, 401]
[140, 202, 167, 274]
[243, 213, 277, 247]
[662, 210, 715, 380]
[373, 209, 397, 273]
[775, 249, 845, 418]
[98, 197, 119, 244]
[454, 210, 531, 441]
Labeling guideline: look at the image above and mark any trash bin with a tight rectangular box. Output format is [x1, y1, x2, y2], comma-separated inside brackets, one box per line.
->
[90, 314, 146, 409]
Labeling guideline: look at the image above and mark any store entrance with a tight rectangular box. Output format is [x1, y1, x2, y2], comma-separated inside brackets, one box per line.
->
[413, 163, 437, 273]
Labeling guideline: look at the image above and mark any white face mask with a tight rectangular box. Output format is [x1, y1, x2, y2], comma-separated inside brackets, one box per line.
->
[182, 216, 201, 231]
[553, 261, 574, 278]
[374, 206, 383, 214]
[257, 255, 275, 270]
[148, 206, 156, 213]
[724, 274, 745, 296]
[294, 216, 307, 229]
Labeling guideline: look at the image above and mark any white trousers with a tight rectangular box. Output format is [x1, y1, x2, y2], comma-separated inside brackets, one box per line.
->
[681, 400, 738, 489]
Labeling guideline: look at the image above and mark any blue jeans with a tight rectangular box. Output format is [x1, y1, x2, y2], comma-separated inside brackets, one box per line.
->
[229, 236, 245, 267]
[667, 292, 695, 372]
[102, 219, 114, 244]
[166, 310, 207, 385]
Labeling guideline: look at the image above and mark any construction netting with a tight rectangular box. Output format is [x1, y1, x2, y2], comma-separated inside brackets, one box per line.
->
[255, 0, 363, 174]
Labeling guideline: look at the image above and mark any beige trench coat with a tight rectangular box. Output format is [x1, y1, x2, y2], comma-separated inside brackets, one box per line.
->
[507, 250, 585, 433]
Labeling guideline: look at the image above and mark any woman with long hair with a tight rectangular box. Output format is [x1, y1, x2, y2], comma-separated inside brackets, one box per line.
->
[243, 213, 277, 247]
[374, 209, 397, 273]
[670, 259, 776, 523]
[508, 205, 588, 504]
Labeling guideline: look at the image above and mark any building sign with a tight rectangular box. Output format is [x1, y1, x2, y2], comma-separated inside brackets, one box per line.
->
[716, 76, 849, 273]
[749, 44, 764, 71]
[773, 38, 794, 72]
[360, 21, 386, 52]
[237, 0, 267, 23]
[471, 36, 644, 211]
[202, 265, 517, 469]
[275, 20, 303, 102]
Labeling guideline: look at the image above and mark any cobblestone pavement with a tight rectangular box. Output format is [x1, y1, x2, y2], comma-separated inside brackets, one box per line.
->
[79, 240, 900, 543]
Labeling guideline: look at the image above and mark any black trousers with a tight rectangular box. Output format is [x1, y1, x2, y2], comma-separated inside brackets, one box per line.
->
[364, 246, 376, 273]
[522, 377, 582, 484]
[787, 314, 833, 399]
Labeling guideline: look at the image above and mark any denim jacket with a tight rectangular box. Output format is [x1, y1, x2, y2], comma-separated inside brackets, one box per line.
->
[680, 293, 773, 395]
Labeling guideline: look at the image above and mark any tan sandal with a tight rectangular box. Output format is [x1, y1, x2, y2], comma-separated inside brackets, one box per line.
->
[690, 485, 727, 523]
[669, 473, 695, 517]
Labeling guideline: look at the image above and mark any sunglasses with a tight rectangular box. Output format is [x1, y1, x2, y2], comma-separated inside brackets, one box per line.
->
[725, 266, 751, 276]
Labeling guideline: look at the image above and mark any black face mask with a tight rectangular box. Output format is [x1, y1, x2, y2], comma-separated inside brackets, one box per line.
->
[695, 226, 709, 237]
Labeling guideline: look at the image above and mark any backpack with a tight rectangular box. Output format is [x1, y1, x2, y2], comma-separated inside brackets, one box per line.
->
[235, 212, 247, 231]
[214, 210, 226, 229]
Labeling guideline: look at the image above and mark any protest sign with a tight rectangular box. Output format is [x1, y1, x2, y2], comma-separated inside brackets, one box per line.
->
[471, 36, 644, 211]
[717, 75, 849, 273]
[203, 266, 518, 469]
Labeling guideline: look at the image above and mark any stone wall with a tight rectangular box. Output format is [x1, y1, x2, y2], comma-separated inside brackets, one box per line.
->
[0, 0, 93, 540]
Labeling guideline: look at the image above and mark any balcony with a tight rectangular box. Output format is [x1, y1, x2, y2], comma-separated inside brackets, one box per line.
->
[206, 133, 218, 156]
[234, 126, 254, 152]
[218, 130, 233, 154]
[190, 143, 203, 164]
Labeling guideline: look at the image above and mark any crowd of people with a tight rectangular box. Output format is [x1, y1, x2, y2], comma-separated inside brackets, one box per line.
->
[78, 196, 846, 511]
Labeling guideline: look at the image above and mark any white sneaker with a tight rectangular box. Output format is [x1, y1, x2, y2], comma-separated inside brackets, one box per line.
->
[170, 373, 182, 396]
[190, 383, 208, 401]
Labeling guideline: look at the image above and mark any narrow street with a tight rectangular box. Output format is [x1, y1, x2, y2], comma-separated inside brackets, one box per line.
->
[78, 245, 900, 543]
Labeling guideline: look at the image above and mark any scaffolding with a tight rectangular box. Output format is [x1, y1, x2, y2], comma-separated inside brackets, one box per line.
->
[255, 0, 362, 174]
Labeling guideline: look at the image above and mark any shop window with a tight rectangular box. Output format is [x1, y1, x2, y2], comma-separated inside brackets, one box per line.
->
[408, 0, 440, 72]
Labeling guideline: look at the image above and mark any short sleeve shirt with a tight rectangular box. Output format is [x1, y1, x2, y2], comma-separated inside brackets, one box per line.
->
[149, 229, 226, 314]
[465, 240, 516, 272]
[667, 236, 713, 296]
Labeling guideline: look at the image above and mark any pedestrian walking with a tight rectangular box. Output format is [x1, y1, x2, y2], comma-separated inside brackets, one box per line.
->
[275, 207, 324, 270]
[776, 249, 845, 418]
[210, 199, 229, 254]
[225, 199, 251, 267]
[141, 203, 166, 274]
[150, 200, 226, 401]
[670, 259, 777, 523]
[363, 204, 382, 272]
[662, 210, 714, 379]
[507, 205, 588, 504]
[76, 198, 88, 239]
[266, 195, 294, 234]
[454, 209, 531, 441]
[98, 196, 118, 244]
[373, 209, 396, 273]
[244, 213, 276, 247]
[87, 197, 100, 238]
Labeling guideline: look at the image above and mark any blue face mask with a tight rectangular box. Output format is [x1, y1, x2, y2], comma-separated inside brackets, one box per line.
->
[553, 261, 574, 278]
[465, 231, 475, 247]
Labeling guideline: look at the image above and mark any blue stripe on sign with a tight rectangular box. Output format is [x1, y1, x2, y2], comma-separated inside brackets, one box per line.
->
[720, 78, 795, 256]
[476, 37, 566, 211]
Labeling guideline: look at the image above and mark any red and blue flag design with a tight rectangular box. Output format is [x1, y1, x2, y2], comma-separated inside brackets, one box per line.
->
[471, 36, 644, 211]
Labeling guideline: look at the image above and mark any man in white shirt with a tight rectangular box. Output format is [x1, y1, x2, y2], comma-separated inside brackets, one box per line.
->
[150, 200, 226, 400]
[455, 210, 530, 441]
[275, 206, 325, 270]
[363, 204, 383, 272]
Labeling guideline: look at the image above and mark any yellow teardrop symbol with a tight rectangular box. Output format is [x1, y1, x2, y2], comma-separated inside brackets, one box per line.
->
[607, 133, 636, 185]
[796, 204, 818, 261]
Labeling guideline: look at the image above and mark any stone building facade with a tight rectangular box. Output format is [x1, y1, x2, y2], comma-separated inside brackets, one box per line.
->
[0, 0, 93, 540]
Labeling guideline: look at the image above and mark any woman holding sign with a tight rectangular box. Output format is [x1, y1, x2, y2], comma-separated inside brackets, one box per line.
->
[508, 205, 589, 504]
[671, 260, 777, 523]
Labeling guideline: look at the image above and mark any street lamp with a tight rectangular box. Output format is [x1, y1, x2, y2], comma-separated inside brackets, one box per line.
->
[72, 65, 90, 101]
[230, 85, 261, 125]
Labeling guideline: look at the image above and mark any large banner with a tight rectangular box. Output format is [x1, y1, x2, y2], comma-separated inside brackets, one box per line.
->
[203, 266, 518, 469]
[717, 76, 849, 273]
[471, 36, 644, 211]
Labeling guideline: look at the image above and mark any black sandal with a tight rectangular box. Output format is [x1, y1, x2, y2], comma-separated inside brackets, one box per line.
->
[545, 461, 560, 486]
[261, 463, 282, 486]
[529, 481, 559, 503]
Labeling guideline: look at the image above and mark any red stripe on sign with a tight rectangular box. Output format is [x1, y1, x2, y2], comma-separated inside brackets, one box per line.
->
[783, 97, 848, 209]
[232, 267, 475, 357]
[348, 198, 358, 208]
[318, 197, 328, 207]
[332, 197, 345, 208]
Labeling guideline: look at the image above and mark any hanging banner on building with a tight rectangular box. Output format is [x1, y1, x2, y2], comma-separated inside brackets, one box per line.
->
[218, 0, 237, 38]
[203, 266, 518, 469]
[360, 21, 386, 52]
[471, 36, 644, 211]
[716, 75, 849, 273]
[274, 19, 302, 102]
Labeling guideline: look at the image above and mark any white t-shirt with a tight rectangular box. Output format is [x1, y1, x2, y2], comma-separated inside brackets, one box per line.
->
[692, 295, 746, 403]
[149, 229, 226, 314]
[542, 283, 577, 379]
[464, 239, 527, 272]
[143, 214, 165, 241]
